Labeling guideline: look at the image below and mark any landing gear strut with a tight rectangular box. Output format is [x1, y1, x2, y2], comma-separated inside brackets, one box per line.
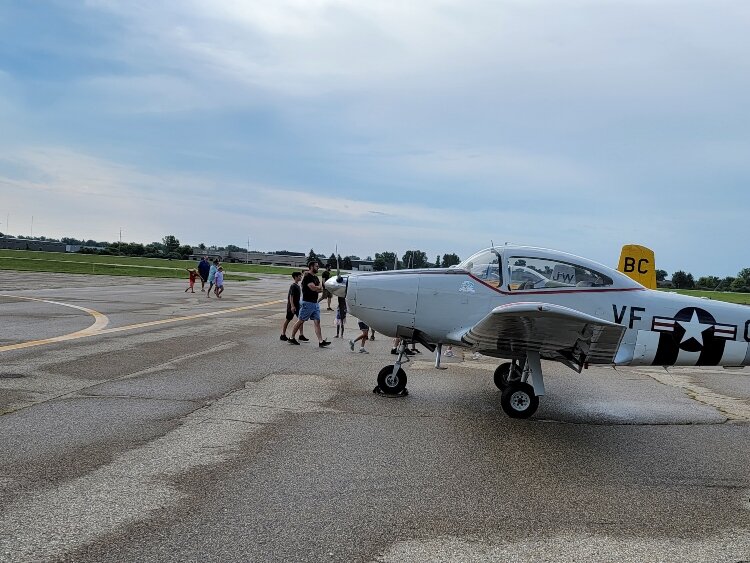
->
[496, 351, 545, 418]
[374, 341, 409, 396]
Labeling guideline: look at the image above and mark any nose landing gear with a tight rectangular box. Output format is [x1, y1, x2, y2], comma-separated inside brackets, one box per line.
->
[374, 341, 409, 396]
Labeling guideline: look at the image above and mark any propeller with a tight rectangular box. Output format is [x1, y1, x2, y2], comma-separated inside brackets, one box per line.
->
[335, 243, 343, 282]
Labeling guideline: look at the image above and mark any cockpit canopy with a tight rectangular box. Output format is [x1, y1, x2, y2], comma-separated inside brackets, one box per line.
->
[457, 247, 636, 290]
[456, 249, 502, 286]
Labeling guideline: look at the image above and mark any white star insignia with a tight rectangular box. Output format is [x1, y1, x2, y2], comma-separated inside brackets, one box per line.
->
[677, 310, 713, 347]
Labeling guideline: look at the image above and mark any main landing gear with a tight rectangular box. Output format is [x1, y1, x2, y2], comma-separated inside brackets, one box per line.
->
[494, 352, 546, 419]
[374, 341, 409, 396]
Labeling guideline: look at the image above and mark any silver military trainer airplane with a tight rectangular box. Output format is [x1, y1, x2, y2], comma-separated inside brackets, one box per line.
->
[325, 245, 750, 418]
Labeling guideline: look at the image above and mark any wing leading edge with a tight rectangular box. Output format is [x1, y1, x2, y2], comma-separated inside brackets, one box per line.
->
[459, 302, 626, 370]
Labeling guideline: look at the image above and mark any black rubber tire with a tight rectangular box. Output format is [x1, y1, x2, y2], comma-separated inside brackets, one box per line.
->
[493, 362, 521, 390]
[500, 382, 539, 418]
[377, 365, 407, 395]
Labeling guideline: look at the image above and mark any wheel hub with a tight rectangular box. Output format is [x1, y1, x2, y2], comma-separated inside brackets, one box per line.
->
[510, 391, 531, 411]
[385, 373, 399, 387]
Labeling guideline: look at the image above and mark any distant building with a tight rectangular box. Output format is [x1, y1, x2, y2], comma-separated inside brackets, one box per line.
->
[350, 259, 374, 272]
[0, 237, 68, 253]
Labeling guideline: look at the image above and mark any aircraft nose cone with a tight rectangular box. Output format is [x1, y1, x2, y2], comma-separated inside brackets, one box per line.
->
[325, 275, 347, 298]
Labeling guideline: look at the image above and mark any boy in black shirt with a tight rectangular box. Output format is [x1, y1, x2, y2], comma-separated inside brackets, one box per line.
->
[289, 260, 331, 347]
[280, 272, 307, 341]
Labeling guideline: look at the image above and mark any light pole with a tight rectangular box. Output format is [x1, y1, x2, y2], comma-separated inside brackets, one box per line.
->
[119, 228, 122, 255]
[246, 236, 250, 264]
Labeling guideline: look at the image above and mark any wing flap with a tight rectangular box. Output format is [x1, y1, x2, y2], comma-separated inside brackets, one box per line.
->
[460, 302, 626, 365]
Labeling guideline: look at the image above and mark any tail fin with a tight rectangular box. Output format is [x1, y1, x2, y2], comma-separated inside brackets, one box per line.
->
[617, 244, 656, 289]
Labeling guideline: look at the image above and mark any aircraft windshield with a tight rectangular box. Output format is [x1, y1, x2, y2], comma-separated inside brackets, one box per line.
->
[508, 256, 613, 290]
[458, 249, 502, 287]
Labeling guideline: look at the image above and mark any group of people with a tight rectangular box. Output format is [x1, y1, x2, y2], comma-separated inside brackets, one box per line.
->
[280, 260, 331, 347]
[279, 260, 431, 356]
[185, 257, 224, 298]
[279, 260, 373, 352]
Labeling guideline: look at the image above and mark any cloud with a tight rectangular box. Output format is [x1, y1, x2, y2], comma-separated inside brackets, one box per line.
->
[1, 2, 749, 277]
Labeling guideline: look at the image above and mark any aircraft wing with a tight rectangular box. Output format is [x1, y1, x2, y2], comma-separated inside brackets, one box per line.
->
[460, 302, 626, 369]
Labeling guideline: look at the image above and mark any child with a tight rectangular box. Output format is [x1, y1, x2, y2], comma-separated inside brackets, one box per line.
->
[335, 296, 347, 338]
[206, 259, 219, 298]
[214, 266, 225, 298]
[349, 320, 370, 354]
[185, 268, 199, 293]
[280, 272, 307, 341]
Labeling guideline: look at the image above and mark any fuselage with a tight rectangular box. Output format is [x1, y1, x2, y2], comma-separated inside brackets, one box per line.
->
[327, 246, 750, 368]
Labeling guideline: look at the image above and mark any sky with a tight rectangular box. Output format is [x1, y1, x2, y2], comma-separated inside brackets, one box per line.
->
[0, 1, 748, 277]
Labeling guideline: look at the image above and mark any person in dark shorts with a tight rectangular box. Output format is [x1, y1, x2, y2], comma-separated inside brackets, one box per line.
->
[335, 295, 347, 338]
[280, 272, 307, 342]
[289, 260, 330, 347]
[349, 320, 370, 354]
[197, 256, 210, 291]
[318, 264, 333, 311]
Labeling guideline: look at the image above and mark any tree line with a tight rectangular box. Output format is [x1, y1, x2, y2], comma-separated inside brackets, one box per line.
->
[663, 268, 750, 292]
[306, 249, 461, 271]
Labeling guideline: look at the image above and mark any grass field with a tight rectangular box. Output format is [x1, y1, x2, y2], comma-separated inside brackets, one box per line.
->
[0, 249, 299, 276]
[666, 289, 750, 305]
[0, 250, 289, 281]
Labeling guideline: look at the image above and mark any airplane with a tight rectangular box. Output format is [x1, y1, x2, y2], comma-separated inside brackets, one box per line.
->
[325, 245, 750, 418]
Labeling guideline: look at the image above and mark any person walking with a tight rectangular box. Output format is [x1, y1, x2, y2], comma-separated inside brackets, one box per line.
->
[318, 264, 334, 311]
[280, 272, 308, 342]
[289, 260, 330, 347]
[349, 320, 370, 354]
[334, 295, 347, 338]
[213, 266, 225, 298]
[185, 268, 199, 293]
[197, 256, 210, 291]
[206, 259, 219, 298]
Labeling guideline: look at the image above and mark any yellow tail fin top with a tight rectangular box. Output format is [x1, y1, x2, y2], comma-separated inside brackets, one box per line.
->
[618, 244, 656, 289]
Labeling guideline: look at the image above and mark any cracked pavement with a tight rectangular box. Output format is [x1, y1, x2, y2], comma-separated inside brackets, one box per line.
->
[0, 271, 749, 562]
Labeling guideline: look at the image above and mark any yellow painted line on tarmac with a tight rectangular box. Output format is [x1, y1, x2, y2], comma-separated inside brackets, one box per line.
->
[0, 296, 283, 353]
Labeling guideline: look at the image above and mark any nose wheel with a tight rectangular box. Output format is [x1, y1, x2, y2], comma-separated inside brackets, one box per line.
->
[375, 365, 408, 395]
[374, 342, 410, 396]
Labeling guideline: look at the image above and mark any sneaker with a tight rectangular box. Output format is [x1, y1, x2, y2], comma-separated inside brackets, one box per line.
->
[359, 348, 369, 354]
[369, 335, 375, 341]
[390, 348, 398, 355]
[298, 335, 309, 342]
[412, 348, 421, 354]
[319, 340, 331, 348]
[288, 338, 300, 345]
[280, 335, 288, 341]
[404, 349, 415, 356]
[444, 350, 454, 357]
[349, 340, 355, 351]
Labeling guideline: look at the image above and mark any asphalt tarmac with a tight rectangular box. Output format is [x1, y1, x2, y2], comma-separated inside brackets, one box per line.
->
[1, 271, 749, 562]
